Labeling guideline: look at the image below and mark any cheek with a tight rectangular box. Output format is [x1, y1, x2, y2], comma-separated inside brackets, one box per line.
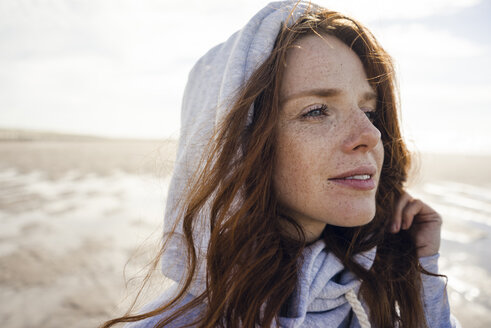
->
[378, 142, 385, 164]
[274, 139, 305, 195]
[273, 128, 326, 201]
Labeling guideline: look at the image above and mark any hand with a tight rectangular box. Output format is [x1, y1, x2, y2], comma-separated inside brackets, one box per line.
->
[390, 191, 442, 258]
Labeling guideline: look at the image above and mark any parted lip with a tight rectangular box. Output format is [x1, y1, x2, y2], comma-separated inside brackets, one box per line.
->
[328, 165, 377, 180]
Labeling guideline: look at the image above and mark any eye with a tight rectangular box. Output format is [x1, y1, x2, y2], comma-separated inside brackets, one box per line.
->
[302, 104, 328, 118]
[363, 110, 377, 123]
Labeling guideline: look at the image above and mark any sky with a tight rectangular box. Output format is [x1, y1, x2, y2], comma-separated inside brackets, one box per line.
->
[0, 0, 490, 154]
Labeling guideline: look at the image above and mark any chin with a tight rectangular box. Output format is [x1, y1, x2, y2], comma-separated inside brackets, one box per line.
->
[355, 213, 376, 227]
[346, 198, 377, 226]
[336, 208, 376, 227]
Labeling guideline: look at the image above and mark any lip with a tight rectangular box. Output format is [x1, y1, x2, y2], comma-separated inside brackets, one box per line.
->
[328, 165, 377, 191]
[329, 165, 377, 180]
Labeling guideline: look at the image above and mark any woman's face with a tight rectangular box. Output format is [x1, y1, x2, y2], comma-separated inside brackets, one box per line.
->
[274, 34, 384, 241]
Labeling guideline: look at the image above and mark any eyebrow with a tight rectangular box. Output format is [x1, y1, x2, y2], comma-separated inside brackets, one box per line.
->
[280, 88, 377, 105]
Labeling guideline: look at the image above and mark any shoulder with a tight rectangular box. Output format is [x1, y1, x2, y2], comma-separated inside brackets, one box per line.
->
[124, 282, 204, 328]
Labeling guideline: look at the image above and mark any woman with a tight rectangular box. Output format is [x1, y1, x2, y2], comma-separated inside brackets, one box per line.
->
[102, 1, 459, 327]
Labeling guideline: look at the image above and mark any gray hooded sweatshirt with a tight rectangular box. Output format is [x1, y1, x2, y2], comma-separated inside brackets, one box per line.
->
[126, 1, 460, 327]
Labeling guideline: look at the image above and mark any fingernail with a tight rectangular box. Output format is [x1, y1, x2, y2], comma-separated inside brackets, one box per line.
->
[391, 223, 398, 232]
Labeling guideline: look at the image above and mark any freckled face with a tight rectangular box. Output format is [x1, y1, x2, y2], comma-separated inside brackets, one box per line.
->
[273, 34, 384, 241]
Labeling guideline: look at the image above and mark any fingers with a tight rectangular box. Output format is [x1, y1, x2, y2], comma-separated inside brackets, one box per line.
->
[391, 192, 427, 233]
[391, 192, 413, 233]
[400, 199, 424, 230]
[389, 192, 443, 256]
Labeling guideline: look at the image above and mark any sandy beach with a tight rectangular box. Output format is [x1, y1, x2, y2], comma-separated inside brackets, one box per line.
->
[0, 137, 490, 327]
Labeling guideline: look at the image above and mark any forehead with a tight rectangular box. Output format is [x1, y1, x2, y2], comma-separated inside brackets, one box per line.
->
[281, 33, 373, 98]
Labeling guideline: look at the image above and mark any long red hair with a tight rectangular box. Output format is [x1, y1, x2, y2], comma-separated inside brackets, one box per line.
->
[102, 8, 429, 328]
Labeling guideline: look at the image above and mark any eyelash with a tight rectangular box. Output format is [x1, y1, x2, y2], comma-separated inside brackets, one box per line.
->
[364, 110, 377, 123]
[302, 105, 377, 123]
[302, 104, 328, 118]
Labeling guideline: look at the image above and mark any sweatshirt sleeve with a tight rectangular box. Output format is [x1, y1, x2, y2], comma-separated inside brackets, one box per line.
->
[124, 282, 203, 328]
[419, 254, 461, 328]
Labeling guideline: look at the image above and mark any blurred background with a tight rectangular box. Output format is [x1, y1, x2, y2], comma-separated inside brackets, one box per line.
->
[0, 0, 490, 327]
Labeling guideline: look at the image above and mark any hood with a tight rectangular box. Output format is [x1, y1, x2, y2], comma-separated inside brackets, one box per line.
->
[277, 239, 376, 327]
[161, 0, 319, 297]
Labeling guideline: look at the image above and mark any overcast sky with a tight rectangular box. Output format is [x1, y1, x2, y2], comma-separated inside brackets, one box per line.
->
[0, 0, 490, 154]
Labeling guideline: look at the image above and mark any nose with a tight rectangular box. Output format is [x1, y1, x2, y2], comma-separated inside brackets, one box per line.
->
[341, 111, 382, 153]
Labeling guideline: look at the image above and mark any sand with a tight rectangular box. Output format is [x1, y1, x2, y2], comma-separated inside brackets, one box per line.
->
[0, 139, 490, 327]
